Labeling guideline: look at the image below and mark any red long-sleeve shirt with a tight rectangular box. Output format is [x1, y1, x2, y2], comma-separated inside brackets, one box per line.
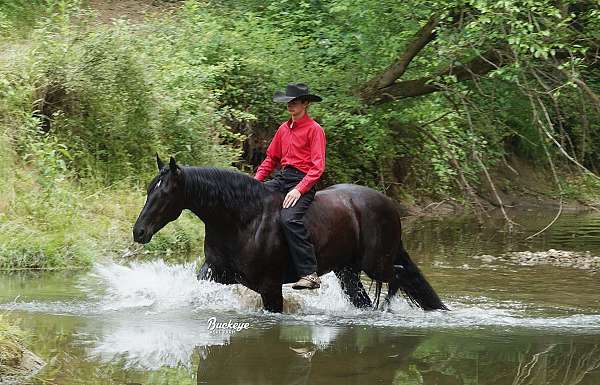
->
[254, 113, 326, 194]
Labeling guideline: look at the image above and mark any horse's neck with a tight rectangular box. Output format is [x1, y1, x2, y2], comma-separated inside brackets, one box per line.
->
[186, 205, 249, 227]
[182, 168, 278, 225]
[184, 193, 270, 230]
[187, 204, 263, 261]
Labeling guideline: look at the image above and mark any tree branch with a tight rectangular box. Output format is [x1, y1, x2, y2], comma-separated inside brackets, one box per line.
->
[558, 68, 600, 113]
[364, 47, 509, 104]
[377, 15, 440, 89]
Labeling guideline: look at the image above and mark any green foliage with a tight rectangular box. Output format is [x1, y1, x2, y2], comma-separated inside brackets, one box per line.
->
[212, 0, 600, 197]
[1, 0, 599, 269]
[560, 173, 600, 202]
[0, 0, 48, 37]
[4, 5, 243, 182]
[4, 1, 600, 195]
[0, 2, 238, 269]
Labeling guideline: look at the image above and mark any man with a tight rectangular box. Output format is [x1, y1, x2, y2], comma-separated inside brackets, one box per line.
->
[254, 83, 326, 290]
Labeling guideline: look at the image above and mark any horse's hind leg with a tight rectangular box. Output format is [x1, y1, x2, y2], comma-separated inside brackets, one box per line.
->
[260, 288, 283, 313]
[334, 268, 372, 309]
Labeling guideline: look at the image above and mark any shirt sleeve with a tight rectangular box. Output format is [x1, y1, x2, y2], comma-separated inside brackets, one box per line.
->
[254, 127, 282, 181]
[296, 124, 326, 194]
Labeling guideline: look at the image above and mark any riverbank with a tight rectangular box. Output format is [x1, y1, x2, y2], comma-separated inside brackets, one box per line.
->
[0, 315, 44, 383]
[402, 157, 600, 218]
[1, 148, 598, 271]
[0, 152, 205, 270]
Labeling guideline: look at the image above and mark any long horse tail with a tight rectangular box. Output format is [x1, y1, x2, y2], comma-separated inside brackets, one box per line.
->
[368, 279, 383, 309]
[393, 245, 449, 311]
[374, 280, 382, 309]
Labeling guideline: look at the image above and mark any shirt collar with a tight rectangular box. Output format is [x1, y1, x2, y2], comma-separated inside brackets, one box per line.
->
[286, 113, 312, 129]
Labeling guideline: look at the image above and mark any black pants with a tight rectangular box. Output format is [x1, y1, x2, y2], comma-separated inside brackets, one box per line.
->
[264, 167, 317, 277]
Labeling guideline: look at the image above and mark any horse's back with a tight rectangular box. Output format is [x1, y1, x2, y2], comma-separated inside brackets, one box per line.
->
[306, 184, 402, 273]
[318, 183, 391, 198]
[316, 183, 400, 215]
[304, 185, 361, 263]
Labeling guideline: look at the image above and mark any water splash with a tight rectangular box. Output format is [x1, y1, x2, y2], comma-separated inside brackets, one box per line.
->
[3, 260, 600, 371]
[1, 260, 598, 334]
[84, 260, 252, 312]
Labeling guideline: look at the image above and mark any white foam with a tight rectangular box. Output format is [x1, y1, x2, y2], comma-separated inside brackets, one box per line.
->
[3, 260, 599, 370]
[364, 297, 600, 331]
[0, 260, 590, 336]
[83, 260, 252, 312]
[74, 261, 600, 332]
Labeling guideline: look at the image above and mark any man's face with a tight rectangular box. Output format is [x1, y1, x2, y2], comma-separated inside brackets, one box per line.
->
[287, 98, 309, 116]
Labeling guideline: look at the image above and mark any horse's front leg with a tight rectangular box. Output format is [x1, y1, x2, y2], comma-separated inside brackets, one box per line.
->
[260, 287, 283, 313]
[197, 261, 212, 280]
[197, 261, 236, 285]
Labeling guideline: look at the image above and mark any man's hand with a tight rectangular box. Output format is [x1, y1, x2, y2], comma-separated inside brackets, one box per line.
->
[283, 188, 301, 208]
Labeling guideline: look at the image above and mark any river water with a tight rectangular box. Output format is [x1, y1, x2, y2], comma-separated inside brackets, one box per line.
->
[1, 210, 599, 384]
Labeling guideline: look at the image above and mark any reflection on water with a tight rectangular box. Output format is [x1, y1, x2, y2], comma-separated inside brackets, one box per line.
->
[6, 312, 600, 385]
[87, 312, 231, 370]
[1, 211, 600, 384]
[196, 327, 600, 385]
[196, 326, 422, 385]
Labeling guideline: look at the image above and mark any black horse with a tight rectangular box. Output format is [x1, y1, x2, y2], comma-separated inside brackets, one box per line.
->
[133, 156, 447, 313]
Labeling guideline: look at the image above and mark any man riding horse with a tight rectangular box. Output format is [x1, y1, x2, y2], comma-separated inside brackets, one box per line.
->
[254, 83, 325, 290]
[133, 85, 448, 313]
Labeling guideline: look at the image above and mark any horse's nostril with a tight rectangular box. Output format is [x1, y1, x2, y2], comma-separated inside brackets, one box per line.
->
[133, 227, 145, 240]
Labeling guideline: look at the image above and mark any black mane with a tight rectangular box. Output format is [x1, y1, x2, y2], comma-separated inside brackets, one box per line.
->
[182, 166, 278, 211]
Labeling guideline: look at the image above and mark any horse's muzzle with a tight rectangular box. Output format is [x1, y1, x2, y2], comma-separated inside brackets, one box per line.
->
[132, 225, 152, 244]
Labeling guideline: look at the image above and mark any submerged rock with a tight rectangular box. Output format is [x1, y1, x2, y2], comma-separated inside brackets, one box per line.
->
[0, 342, 45, 384]
[471, 250, 599, 271]
[472, 254, 497, 263]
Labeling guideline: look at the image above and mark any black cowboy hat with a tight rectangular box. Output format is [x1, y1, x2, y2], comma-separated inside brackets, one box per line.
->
[273, 83, 323, 103]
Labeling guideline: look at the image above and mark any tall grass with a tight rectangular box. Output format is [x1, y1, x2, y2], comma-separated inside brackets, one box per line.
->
[0, 313, 24, 376]
[0, 2, 252, 269]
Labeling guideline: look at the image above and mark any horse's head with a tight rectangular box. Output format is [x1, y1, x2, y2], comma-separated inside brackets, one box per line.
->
[133, 155, 185, 244]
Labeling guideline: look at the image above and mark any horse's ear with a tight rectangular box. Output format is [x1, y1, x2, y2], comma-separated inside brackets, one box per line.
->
[169, 156, 181, 176]
[156, 153, 165, 171]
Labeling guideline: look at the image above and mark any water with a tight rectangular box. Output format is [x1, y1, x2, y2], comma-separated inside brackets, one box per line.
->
[1, 210, 600, 384]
